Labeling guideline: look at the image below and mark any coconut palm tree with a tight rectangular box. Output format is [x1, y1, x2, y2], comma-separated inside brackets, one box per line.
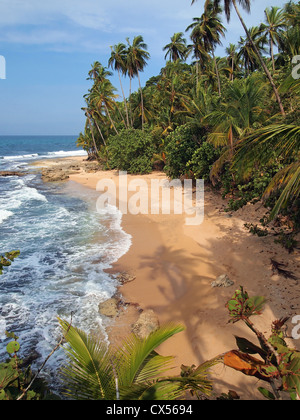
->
[186, 2, 226, 95]
[204, 73, 269, 181]
[108, 43, 130, 128]
[237, 26, 267, 75]
[125, 36, 150, 130]
[225, 43, 239, 81]
[163, 32, 188, 62]
[191, 0, 286, 116]
[58, 318, 219, 400]
[260, 7, 286, 73]
[88, 79, 120, 135]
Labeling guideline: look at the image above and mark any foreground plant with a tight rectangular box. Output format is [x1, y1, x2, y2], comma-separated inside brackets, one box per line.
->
[58, 319, 219, 400]
[222, 287, 300, 400]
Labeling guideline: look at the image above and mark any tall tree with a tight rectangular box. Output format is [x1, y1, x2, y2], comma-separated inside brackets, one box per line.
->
[186, 2, 226, 95]
[108, 43, 130, 128]
[260, 6, 286, 73]
[191, 0, 286, 115]
[163, 32, 188, 62]
[126, 36, 150, 130]
[237, 26, 267, 75]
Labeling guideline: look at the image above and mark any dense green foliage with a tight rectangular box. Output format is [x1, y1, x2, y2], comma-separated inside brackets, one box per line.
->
[77, 0, 300, 230]
[107, 128, 155, 174]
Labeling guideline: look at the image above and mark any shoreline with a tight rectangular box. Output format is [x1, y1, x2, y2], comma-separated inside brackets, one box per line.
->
[31, 156, 300, 399]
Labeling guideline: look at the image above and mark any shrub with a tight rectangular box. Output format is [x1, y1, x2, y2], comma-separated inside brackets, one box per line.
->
[187, 142, 221, 181]
[164, 124, 200, 179]
[107, 128, 155, 174]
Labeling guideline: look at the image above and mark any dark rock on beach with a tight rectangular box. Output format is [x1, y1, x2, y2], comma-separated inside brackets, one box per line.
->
[0, 171, 25, 177]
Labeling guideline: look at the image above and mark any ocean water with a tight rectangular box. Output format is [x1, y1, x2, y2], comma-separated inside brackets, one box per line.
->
[0, 136, 131, 391]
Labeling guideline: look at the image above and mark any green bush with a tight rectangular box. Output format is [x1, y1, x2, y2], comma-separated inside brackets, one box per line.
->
[107, 128, 155, 174]
[187, 142, 221, 180]
[164, 124, 200, 179]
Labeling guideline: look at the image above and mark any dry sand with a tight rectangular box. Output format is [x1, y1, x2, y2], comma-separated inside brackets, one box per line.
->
[33, 156, 300, 399]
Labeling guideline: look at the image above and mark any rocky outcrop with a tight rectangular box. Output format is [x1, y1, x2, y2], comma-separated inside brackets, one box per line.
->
[132, 309, 160, 339]
[0, 171, 25, 177]
[40, 160, 102, 182]
[211, 274, 234, 288]
[98, 298, 119, 318]
[116, 273, 136, 285]
[41, 168, 70, 182]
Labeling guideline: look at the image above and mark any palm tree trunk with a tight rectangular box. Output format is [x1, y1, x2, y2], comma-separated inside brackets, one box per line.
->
[136, 69, 145, 131]
[129, 75, 133, 127]
[212, 51, 221, 96]
[270, 38, 275, 74]
[94, 119, 106, 146]
[86, 115, 99, 156]
[104, 102, 119, 135]
[232, 0, 285, 116]
[118, 69, 130, 128]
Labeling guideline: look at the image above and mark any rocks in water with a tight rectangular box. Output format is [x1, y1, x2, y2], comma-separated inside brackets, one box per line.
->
[41, 168, 70, 182]
[0, 171, 25, 177]
[132, 309, 160, 339]
[98, 298, 119, 318]
[211, 274, 234, 288]
[116, 273, 136, 285]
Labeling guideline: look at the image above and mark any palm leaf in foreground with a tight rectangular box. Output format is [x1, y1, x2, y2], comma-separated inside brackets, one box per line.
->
[58, 318, 115, 400]
[58, 319, 219, 400]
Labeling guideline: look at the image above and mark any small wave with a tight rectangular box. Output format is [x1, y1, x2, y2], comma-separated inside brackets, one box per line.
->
[1, 150, 87, 161]
[46, 150, 87, 158]
[0, 209, 14, 224]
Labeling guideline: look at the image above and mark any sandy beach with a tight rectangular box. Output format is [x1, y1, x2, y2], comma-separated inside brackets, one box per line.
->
[32, 156, 300, 399]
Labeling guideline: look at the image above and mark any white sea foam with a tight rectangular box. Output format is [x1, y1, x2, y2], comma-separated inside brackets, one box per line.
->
[0, 209, 13, 224]
[1, 149, 87, 161]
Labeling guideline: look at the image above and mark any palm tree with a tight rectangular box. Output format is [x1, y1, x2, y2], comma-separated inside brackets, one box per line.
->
[232, 124, 300, 219]
[89, 79, 120, 135]
[108, 43, 130, 128]
[58, 318, 219, 400]
[126, 36, 150, 130]
[163, 32, 188, 62]
[204, 74, 268, 181]
[237, 26, 267, 75]
[191, 0, 286, 116]
[260, 7, 286, 73]
[186, 2, 226, 95]
[225, 43, 238, 81]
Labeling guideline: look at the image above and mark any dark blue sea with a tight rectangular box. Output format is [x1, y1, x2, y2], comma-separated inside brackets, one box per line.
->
[0, 136, 131, 391]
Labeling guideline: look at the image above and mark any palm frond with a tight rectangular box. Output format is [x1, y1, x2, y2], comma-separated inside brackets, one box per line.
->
[115, 324, 185, 388]
[58, 318, 115, 400]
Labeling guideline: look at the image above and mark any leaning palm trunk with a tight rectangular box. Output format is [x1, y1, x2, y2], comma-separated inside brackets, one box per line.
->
[86, 115, 99, 156]
[212, 51, 221, 96]
[232, 0, 285, 116]
[104, 102, 119, 135]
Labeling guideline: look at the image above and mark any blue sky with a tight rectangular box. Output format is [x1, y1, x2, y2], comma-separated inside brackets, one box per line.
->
[0, 0, 288, 135]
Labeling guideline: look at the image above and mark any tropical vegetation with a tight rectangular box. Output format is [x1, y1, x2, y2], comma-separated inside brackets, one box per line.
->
[77, 0, 300, 237]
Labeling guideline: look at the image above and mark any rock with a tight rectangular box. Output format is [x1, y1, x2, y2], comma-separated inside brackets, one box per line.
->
[116, 273, 136, 285]
[41, 169, 69, 182]
[211, 274, 234, 288]
[0, 171, 25, 177]
[82, 162, 102, 173]
[98, 298, 119, 318]
[132, 310, 160, 339]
